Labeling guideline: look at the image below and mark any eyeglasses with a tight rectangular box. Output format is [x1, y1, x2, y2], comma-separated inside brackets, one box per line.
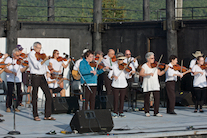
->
[150, 58, 154, 59]
[56, 53, 59, 55]
[118, 59, 124, 60]
[16, 54, 20, 57]
[126, 54, 131, 55]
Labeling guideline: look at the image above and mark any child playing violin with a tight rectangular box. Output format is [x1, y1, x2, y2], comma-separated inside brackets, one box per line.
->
[165, 55, 191, 115]
[192, 56, 207, 113]
[108, 52, 135, 118]
[46, 71, 66, 97]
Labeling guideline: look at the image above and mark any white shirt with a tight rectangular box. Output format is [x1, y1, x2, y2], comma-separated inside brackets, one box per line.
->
[102, 55, 116, 70]
[108, 62, 132, 88]
[49, 58, 63, 74]
[123, 57, 139, 70]
[28, 50, 47, 75]
[73, 59, 83, 70]
[46, 76, 58, 88]
[165, 63, 182, 82]
[141, 63, 160, 92]
[5, 57, 23, 82]
[189, 58, 196, 69]
[192, 65, 207, 88]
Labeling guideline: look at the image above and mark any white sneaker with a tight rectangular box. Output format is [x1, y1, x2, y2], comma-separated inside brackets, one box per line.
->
[155, 113, 163, 117]
[145, 113, 150, 117]
[111, 112, 118, 118]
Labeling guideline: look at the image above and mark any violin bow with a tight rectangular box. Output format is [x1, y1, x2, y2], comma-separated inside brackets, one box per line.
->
[180, 60, 183, 73]
[94, 55, 103, 73]
[116, 58, 132, 79]
[153, 54, 163, 75]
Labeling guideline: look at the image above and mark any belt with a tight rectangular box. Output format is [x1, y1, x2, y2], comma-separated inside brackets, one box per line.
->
[31, 74, 44, 76]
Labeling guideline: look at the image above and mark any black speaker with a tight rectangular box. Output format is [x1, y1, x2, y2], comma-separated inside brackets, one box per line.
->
[95, 95, 114, 110]
[175, 91, 194, 106]
[52, 96, 79, 114]
[70, 109, 114, 133]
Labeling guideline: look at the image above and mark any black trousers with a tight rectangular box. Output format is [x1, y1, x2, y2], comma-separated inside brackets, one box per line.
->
[6, 82, 21, 109]
[97, 73, 104, 95]
[31, 75, 52, 118]
[166, 81, 176, 113]
[194, 87, 206, 109]
[103, 72, 112, 95]
[113, 87, 127, 114]
[144, 91, 160, 114]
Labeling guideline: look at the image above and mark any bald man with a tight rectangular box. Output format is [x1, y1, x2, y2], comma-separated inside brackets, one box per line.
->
[102, 49, 115, 95]
[123, 50, 139, 107]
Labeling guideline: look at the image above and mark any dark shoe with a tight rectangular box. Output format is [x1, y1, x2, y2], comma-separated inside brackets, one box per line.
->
[0, 114, 3, 117]
[0, 118, 5, 122]
[44, 117, 56, 121]
[194, 110, 197, 113]
[200, 110, 204, 113]
[168, 112, 177, 115]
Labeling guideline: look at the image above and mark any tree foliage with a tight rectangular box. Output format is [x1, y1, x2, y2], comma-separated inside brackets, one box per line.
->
[1, 0, 207, 22]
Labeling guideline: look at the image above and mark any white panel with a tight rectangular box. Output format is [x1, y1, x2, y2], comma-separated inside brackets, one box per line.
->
[17, 38, 71, 100]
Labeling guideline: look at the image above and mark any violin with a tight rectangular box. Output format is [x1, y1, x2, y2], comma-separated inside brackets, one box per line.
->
[16, 58, 29, 66]
[118, 63, 132, 72]
[0, 61, 8, 68]
[35, 52, 49, 61]
[111, 55, 117, 62]
[171, 64, 188, 73]
[151, 62, 166, 69]
[200, 64, 207, 70]
[90, 61, 111, 70]
[50, 74, 63, 80]
[57, 56, 68, 62]
[20, 53, 28, 59]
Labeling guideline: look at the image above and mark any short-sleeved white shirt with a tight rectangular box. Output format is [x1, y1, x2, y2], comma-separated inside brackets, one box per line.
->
[192, 65, 207, 88]
[5, 57, 23, 82]
[49, 58, 63, 74]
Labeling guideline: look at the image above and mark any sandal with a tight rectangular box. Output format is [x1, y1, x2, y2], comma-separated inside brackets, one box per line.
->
[46, 130, 56, 135]
[200, 109, 204, 113]
[44, 117, 56, 120]
[34, 116, 41, 121]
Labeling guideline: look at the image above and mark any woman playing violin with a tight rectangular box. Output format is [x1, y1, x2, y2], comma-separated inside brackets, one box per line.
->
[192, 56, 207, 113]
[108, 52, 135, 118]
[165, 55, 191, 115]
[49, 50, 71, 88]
[79, 50, 108, 110]
[139, 52, 169, 117]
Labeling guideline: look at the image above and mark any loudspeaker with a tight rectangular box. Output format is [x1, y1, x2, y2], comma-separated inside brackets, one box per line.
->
[175, 91, 194, 106]
[95, 95, 114, 110]
[52, 96, 79, 114]
[70, 109, 114, 133]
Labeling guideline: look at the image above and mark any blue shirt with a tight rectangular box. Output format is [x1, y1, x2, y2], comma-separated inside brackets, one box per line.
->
[79, 58, 104, 85]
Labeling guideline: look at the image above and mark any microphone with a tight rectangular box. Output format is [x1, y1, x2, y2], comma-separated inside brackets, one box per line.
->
[63, 53, 69, 58]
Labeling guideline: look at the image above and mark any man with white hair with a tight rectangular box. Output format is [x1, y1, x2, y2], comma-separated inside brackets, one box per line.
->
[4, 48, 29, 112]
[28, 42, 55, 121]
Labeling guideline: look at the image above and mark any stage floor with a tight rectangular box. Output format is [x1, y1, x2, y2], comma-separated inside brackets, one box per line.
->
[1, 101, 207, 138]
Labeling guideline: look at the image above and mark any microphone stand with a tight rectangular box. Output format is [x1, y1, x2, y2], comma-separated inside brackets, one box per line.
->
[8, 58, 20, 135]
[70, 57, 93, 111]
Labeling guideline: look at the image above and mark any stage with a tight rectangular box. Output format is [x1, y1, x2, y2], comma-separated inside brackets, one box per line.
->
[1, 101, 207, 138]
